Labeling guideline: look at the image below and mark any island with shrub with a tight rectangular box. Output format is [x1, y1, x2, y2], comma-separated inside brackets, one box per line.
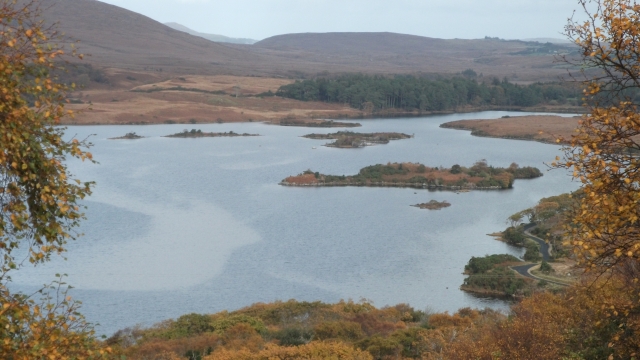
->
[303, 131, 412, 148]
[412, 200, 451, 210]
[280, 160, 542, 190]
[109, 132, 144, 140]
[164, 129, 260, 138]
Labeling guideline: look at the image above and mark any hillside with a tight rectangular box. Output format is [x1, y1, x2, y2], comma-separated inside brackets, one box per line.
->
[42, 0, 264, 74]
[250, 32, 581, 82]
[41, 1, 581, 81]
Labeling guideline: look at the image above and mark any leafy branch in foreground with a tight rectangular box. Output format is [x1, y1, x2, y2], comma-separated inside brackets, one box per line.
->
[0, 0, 94, 276]
[0, 0, 113, 358]
[0, 276, 111, 358]
[553, 0, 640, 355]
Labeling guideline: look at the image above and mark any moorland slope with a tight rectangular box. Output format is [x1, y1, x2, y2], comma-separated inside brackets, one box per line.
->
[43, 1, 580, 81]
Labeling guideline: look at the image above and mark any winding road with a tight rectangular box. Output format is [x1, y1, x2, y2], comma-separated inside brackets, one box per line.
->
[523, 223, 551, 262]
[510, 224, 570, 287]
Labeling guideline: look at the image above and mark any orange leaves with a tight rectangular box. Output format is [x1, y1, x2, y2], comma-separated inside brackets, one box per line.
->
[554, 1, 640, 356]
[0, 2, 104, 356]
[0, 281, 114, 359]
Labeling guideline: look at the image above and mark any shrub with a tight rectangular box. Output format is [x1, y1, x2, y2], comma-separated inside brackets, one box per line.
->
[540, 261, 554, 274]
[272, 327, 314, 346]
[523, 241, 542, 262]
[464, 267, 526, 295]
[314, 321, 365, 341]
[465, 254, 520, 274]
[503, 226, 525, 246]
[211, 315, 266, 334]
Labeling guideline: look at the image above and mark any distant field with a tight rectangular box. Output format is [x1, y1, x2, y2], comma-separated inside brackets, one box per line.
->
[65, 71, 361, 125]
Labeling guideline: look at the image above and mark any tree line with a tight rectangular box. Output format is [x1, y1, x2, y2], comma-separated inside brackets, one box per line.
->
[275, 74, 584, 111]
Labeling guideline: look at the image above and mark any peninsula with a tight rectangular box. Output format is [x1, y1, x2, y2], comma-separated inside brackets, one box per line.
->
[303, 131, 411, 148]
[440, 115, 581, 144]
[280, 161, 542, 190]
[274, 119, 361, 128]
[164, 129, 260, 138]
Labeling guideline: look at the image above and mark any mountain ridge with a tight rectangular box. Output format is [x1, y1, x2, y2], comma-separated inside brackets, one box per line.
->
[41, 0, 580, 81]
[164, 22, 257, 44]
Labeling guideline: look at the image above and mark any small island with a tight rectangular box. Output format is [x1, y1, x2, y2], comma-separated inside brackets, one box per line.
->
[109, 132, 144, 140]
[412, 200, 451, 210]
[275, 119, 361, 128]
[303, 131, 412, 148]
[164, 129, 260, 138]
[280, 161, 542, 191]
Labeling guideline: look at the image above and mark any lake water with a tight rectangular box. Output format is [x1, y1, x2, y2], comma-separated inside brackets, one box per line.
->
[12, 111, 580, 335]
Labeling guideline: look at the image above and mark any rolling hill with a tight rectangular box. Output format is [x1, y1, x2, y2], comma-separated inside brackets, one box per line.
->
[41, 0, 580, 81]
[42, 0, 265, 74]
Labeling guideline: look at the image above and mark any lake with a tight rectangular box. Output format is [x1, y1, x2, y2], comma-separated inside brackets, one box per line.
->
[12, 111, 580, 335]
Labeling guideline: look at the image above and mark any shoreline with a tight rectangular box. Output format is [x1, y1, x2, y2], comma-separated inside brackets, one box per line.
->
[439, 114, 582, 145]
[59, 107, 584, 126]
[439, 123, 565, 145]
[459, 285, 522, 299]
[279, 181, 506, 191]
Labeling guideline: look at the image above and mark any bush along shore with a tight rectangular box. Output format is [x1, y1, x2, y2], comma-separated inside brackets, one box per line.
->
[461, 254, 533, 298]
[280, 160, 542, 191]
[164, 129, 260, 138]
[303, 131, 412, 148]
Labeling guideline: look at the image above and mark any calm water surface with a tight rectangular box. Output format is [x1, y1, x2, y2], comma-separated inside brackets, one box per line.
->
[13, 111, 579, 335]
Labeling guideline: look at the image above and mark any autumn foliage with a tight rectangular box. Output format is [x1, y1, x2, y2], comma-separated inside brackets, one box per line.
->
[114, 299, 509, 360]
[551, 0, 640, 357]
[0, 0, 111, 358]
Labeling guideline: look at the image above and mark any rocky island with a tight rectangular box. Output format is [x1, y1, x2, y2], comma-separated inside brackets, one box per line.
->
[109, 132, 144, 140]
[303, 131, 412, 148]
[412, 200, 451, 210]
[164, 129, 260, 138]
[280, 161, 542, 190]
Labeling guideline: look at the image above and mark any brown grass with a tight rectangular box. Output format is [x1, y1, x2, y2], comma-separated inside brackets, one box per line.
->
[45, 1, 587, 82]
[64, 72, 361, 125]
[441, 115, 582, 144]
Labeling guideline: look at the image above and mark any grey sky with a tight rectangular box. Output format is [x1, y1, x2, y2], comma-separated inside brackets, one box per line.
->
[97, 0, 583, 41]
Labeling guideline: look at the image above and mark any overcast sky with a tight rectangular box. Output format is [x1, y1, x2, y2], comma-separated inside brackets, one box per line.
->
[97, 0, 584, 41]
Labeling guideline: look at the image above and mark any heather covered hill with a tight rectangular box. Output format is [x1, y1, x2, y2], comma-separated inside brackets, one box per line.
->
[40, 1, 581, 81]
[41, 0, 263, 73]
[251, 32, 581, 82]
